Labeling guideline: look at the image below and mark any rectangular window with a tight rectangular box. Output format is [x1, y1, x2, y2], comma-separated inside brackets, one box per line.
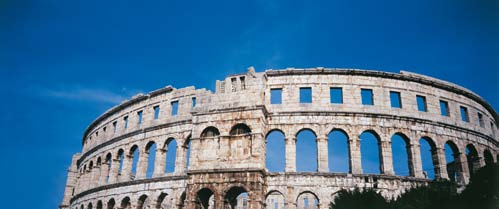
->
[124, 116, 128, 129]
[416, 95, 427, 112]
[137, 110, 143, 125]
[171, 101, 179, 116]
[103, 126, 106, 132]
[330, 87, 343, 104]
[96, 131, 99, 137]
[153, 106, 160, 120]
[361, 89, 374, 105]
[492, 122, 495, 136]
[270, 88, 282, 104]
[478, 113, 484, 127]
[300, 87, 312, 103]
[460, 106, 469, 122]
[440, 100, 449, 116]
[192, 97, 196, 107]
[390, 91, 402, 108]
[240, 76, 246, 90]
[231, 77, 237, 92]
[113, 121, 117, 133]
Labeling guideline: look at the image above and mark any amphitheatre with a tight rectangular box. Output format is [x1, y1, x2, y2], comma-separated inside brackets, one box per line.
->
[60, 67, 498, 209]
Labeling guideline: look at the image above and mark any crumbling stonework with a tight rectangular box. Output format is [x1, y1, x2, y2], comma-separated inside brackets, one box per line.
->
[60, 67, 498, 209]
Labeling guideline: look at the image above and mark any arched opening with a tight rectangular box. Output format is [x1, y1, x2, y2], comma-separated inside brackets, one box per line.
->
[465, 144, 479, 176]
[130, 145, 139, 179]
[265, 191, 285, 209]
[391, 133, 412, 176]
[107, 198, 115, 209]
[81, 204, 84, 209]
[96, 201, 103, 209]
[484, 149, 494, 166]
[328, 129, 350, 173]
[444, 141, 460, 182]
[296, 191, 319, 209]
[121, 197, 131, 209]
[360, 130, 381, 174]
[266, 130, 286, 172]
[165, 138, 177, 173]
[137, 194, 149, 209]
[296, 129, 318, 172]
[224, 186, 249, 209]
[185, 137, 192, 170]
[180, 192, 186, 209]
[89, 161, 94, 173]
[156, 193, 172, 209]
[145, 141, 157, 178]
[230, 124, 251, 136]
[87, 203, 93, 209]
[201, 127, 220, 138]
[117, 149, 125, 174]
[196, 188, 215, 209]
[105, 153, 112, 183]
[419, 137, 437, 179]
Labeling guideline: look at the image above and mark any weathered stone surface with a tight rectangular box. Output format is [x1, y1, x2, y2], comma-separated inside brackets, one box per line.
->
[60, 68, 498, 209]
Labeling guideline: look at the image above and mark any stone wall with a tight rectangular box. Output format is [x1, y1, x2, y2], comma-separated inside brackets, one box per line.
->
[60, 67, 498, 209]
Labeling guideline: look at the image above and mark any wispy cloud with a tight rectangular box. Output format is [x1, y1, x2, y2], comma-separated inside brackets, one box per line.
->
[36, 86, 142, 105]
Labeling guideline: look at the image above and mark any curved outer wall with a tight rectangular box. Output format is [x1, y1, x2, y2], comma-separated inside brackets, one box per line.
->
[60, 67, 499, 209]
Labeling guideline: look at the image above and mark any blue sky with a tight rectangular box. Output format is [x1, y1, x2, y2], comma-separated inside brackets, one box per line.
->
[1, 0, 498, 209]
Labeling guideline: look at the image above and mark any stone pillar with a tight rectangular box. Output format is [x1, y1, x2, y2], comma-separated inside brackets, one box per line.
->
[91, 165, 101, 188]
[409, 143, 424, 178]
[99, 162, 110, 185]
[120, 154, 132, 181]
[434, 148, 448, 179]
[108, 159, 120, 183]
[175, 143, 186, 174]
[349, 137, 362, 174]
[286, 186, 296, 209]
[135, 152, 148, 180]
[455, 152, 469, 185]
[285, 137, 296, 172]
[380, 140, 394, 175]
[59, 154, 80, 209]
[154, 148, 166, 177]
[317, 136, 329, 172]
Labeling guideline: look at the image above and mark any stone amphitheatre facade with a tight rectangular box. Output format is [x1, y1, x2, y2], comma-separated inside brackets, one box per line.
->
[60, 67, 498, 209]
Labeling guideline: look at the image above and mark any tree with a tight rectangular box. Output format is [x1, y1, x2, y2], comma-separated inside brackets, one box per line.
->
[458, 163, 499, 209]
[330, 188, 388, 209]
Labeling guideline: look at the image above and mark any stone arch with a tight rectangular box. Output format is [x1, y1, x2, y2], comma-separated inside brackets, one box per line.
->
[117, 149, 125, 174]
[296, 128, 318, 172]
[81, 204, 84, 209]
[484, 149, 494, 166]
[391, 133, 413, 176]
[224, 186, 250, 209]
[164, 138, 177, 173]
[107, 198, 116, 209]
[89, 161, 94, 171]
[360, 130, 382, 174]
[444, 140, 460, 183]
[137, 194, 149, 209]
[201, 126, 220, 138]
[195, 188, 215, 209]
[120, 196, 131, 209]
[266, 129, 286, 172]
[87, 202, 93, 209]
[328, 128, 350, 173]
[129, 145, 140, 179]
[465, 144, 479, 176]
[145, 141, 157, 178]
[296, 191, 319, 209]
[96, 200, 103, 209]
[265, 190, 285, 209]
[230, 123, 252, 136]
[156, 192, 172, 209]
[97, 157, 102, 166]
[419, 136, 438, 179]
[183, 135, 192, 170]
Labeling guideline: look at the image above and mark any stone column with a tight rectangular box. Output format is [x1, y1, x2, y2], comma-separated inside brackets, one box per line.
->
[434, 148, 448, 179]
[455, 152, 469, 185]
[380, 140, 394, 175]
[348, 137, 362, 174]
[135, 152, 148, 180]
[120, 155, 132, 181]
[285, 137, 296, 172]
[175, 143, 186, 174]
[317, 136, 328, 172]
[91, 165, 101, 188]
[154, 148, 166, 177]
[108, 159, 120, 183]
[409, 143, 424, 178]
[99, 162, 110, 185]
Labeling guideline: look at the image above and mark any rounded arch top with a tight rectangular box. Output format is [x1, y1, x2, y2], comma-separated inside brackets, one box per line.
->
[230, 123, 252, 136]
[201, 126, 220, 138]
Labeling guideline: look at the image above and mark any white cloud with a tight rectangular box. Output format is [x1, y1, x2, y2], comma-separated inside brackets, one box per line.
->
[37, 86, 140, 104]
